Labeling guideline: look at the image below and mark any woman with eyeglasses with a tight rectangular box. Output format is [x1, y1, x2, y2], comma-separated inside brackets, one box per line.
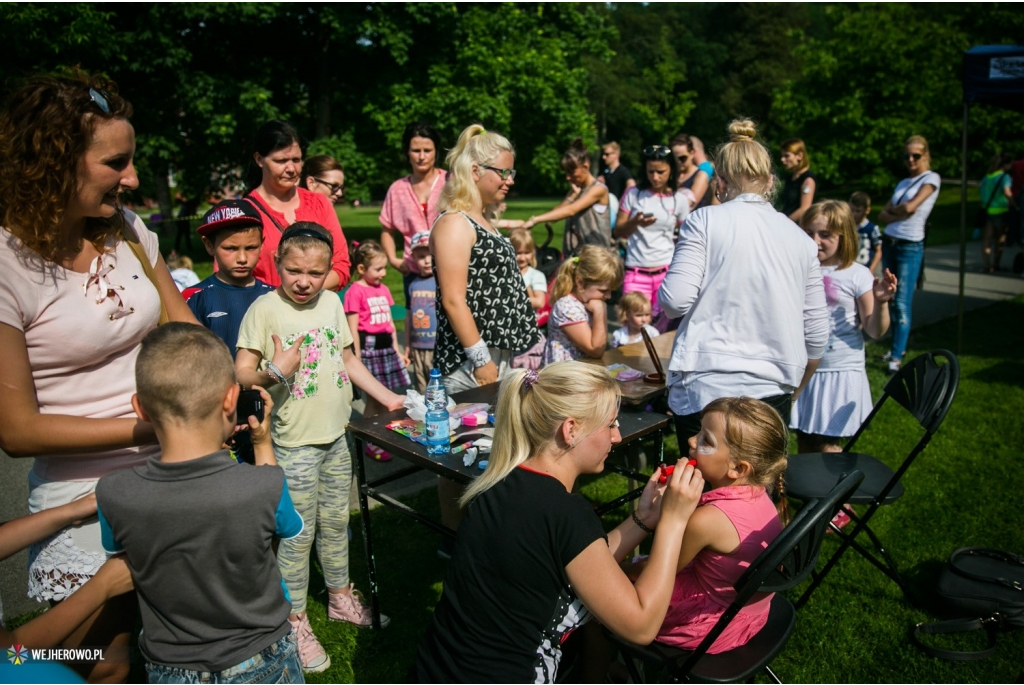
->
[875, 135, 940, 372]
[380, 122, 448, 305]
[300, 155, 345, 205]
[521, 138, 613, 255]
[430, 124, 540, 540]
[778, 138, 817, 224]
[613, 144, 689, 329]
[0, 72, 198, 682]
[670, 133, 711, 211]
[659, 119, 829, 445]
[245, 120, 350, 290]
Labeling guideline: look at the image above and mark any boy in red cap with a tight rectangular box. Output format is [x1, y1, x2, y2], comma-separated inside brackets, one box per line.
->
[184, 199, 274, 355]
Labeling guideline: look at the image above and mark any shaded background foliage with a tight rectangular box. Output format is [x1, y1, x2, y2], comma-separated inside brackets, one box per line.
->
[2, 2, 1022, 216]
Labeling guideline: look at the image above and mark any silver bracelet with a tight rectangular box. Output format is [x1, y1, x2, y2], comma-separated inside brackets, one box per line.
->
[463, 339, 492, 369]
[266, 362, 290, 388]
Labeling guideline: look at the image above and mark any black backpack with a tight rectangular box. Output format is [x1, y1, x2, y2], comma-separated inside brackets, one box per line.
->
[912, 548, 1024, 660]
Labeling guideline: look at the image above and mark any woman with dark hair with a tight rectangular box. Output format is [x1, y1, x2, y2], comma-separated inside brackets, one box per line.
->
[778, 138, 816, 223]
[0, 71, 197, 682]
[670, 133, 710, 210]
[300, 154, 345, 205]
[380, 121, 447, 304]
[613, 145, 689, 329]
[522, 138, 612, 255]
[245, 120, 349, 289]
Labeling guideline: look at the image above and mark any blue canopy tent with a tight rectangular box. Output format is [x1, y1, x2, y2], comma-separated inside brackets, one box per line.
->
[957, 46, 1024, 351]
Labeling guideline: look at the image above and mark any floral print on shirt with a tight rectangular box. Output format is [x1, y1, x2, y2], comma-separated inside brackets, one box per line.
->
[284, 326, 350, 399]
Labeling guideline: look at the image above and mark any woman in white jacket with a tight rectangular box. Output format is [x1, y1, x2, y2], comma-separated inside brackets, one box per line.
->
[659, 119, 829, 443]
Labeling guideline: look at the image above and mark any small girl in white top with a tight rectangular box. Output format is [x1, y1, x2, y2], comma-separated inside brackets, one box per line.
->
[508, 228, 547, 317]
[611, 291, 660, 348]
[791, 201, 898, 453]
[614, 145, 689, 328]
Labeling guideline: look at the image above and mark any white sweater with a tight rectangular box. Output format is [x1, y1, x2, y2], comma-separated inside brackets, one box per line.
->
[658, 194, 829, 414]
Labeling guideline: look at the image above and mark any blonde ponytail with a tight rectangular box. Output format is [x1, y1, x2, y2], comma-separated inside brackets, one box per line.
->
[439, 124, 514, 214]
[460, 362, 620, 508]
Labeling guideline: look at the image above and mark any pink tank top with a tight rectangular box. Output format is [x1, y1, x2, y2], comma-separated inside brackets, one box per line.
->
[656, 485, 783, 653]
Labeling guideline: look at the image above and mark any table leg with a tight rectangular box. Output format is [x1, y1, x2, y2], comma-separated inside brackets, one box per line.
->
[352, 435, 382, 630]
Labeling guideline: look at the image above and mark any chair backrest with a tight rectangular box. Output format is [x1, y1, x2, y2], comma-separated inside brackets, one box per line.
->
[847, 350, 960, 451]
[677, 471, 865, 673]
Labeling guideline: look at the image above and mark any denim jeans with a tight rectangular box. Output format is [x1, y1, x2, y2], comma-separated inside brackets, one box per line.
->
[881, 238, 924, 360]
[146, 633, 303, 684]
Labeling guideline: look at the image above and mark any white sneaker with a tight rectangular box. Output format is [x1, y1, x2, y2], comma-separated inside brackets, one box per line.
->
[888, 358, 902, 373]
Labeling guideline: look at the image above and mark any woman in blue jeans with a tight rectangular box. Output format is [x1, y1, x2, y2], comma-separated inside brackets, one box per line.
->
[877, 135, 941, 372]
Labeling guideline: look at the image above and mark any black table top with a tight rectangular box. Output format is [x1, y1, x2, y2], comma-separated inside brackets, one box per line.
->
[347, 383, 670, 486]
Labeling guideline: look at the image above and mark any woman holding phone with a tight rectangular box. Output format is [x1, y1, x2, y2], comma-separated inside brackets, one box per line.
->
[614, 145, 689, 329]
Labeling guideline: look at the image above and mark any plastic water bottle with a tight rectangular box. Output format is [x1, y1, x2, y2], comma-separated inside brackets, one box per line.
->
[425, 369, 450, 456]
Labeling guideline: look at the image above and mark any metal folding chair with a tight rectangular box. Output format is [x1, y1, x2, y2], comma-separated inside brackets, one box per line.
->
[785, 349, 960, 607]
[609, 472, 865, 683]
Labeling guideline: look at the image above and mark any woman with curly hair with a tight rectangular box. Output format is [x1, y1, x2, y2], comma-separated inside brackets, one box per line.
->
[0, 71, 196, 682]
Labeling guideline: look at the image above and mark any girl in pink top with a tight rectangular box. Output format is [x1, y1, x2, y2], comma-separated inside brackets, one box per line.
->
[630, 396, 788, 654]
[245, 120, 350, 289]
[379, 122, 447, 301]
[0, 73, 198, 682]
[344, 241, 410, 460]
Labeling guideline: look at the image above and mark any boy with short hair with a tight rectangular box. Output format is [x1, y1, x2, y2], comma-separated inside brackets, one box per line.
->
[96, 324, 304, 684]
[406, 232, 437, 393]
[184, 199, 274, 355]
[850, 191, 882, 274]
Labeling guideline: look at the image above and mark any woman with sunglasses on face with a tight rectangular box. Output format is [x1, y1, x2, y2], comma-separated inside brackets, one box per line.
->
[522, 138, 613, 255]
[380, 122, 448, 306]
[430, 124, 540, 538]
[614, 145, 689, 330]
[876, 135, 940, 372]
[245, 120, 350, 290]
[659, 119, 829, 446]
[671, 133, 711, 211]
[300, 154, 346, 205]
[0, 72, 198, 683]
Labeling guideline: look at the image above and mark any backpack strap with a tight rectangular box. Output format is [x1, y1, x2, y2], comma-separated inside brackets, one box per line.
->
[912, 617, 999, 661]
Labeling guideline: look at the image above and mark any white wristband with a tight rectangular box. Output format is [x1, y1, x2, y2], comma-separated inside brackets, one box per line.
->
[463, 339, 492, 369]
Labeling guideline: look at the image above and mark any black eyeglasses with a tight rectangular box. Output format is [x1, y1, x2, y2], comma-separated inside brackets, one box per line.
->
[313, 178, 344, 195]
[903, 153, 923, 162]
[482, 165, 516, 181]
[642, 145, 672, 160]
[88, 88, 111, 114]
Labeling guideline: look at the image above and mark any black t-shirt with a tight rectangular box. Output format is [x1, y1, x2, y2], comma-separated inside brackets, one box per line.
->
[412, 467, 607, 684]
[778, 169, 816, 217]
[602, 164, 634, 200]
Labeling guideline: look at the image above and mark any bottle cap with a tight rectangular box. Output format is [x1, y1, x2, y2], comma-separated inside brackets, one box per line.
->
[430, 368, 441, 378]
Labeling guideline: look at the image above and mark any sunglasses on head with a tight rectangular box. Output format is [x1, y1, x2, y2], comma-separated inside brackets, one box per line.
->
[642, 145, 672, 160]
[88, 88, 112, 114]
[903, 153, 923, 162]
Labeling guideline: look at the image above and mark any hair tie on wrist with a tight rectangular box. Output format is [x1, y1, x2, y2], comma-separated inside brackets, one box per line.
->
[632, 510, 655, 535]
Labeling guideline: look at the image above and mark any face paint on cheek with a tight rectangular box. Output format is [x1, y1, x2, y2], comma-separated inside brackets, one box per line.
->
[696, 431, 717, 455]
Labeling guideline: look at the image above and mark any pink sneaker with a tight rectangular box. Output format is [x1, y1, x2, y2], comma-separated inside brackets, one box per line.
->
[328, 584, 391, 628]
[288, 613, 331, 673]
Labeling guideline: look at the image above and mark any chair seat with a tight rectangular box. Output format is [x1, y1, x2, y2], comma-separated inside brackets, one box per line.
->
[617, 595, 796, 683]
[786, 452, 904, 505]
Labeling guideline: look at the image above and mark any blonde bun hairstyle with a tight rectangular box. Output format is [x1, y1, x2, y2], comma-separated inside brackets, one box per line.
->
[714, 118, 777, 202]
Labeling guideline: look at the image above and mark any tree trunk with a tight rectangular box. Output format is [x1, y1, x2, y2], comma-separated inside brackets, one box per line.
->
[154, 167, 174, 236]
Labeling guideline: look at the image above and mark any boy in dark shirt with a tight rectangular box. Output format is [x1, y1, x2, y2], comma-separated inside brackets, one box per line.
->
[96, 324, 304, 683]
[184, 199, 274, 355]
[406, 232, 437, 393]
[850, 191, 882, 274]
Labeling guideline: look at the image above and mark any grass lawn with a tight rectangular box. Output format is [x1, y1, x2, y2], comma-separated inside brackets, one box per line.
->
[297, 293, 1024, 683]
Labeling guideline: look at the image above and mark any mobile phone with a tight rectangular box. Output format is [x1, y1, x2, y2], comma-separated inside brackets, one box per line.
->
[237, 388, 265, 423]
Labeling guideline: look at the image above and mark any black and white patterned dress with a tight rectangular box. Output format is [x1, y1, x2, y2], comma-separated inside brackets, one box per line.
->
[434, 212, 540, 376]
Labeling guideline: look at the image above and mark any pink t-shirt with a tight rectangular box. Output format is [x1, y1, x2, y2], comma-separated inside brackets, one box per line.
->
[0, 211, 162, 481]
[248, 188, 350, 288]
[378, 170, 447, 274]
[343, 282, 396, 335]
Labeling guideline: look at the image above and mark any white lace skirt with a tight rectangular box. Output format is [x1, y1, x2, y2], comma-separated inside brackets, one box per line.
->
[790, 368, 872, 438]
[26, 473, 106, 602]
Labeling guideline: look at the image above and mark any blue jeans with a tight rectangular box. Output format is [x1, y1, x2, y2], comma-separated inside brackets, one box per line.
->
[146, 633, 303, 684]
[881, 238, 924, 359]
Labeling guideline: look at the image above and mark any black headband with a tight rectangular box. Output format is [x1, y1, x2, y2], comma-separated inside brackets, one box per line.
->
[280, 227, 333, 250]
